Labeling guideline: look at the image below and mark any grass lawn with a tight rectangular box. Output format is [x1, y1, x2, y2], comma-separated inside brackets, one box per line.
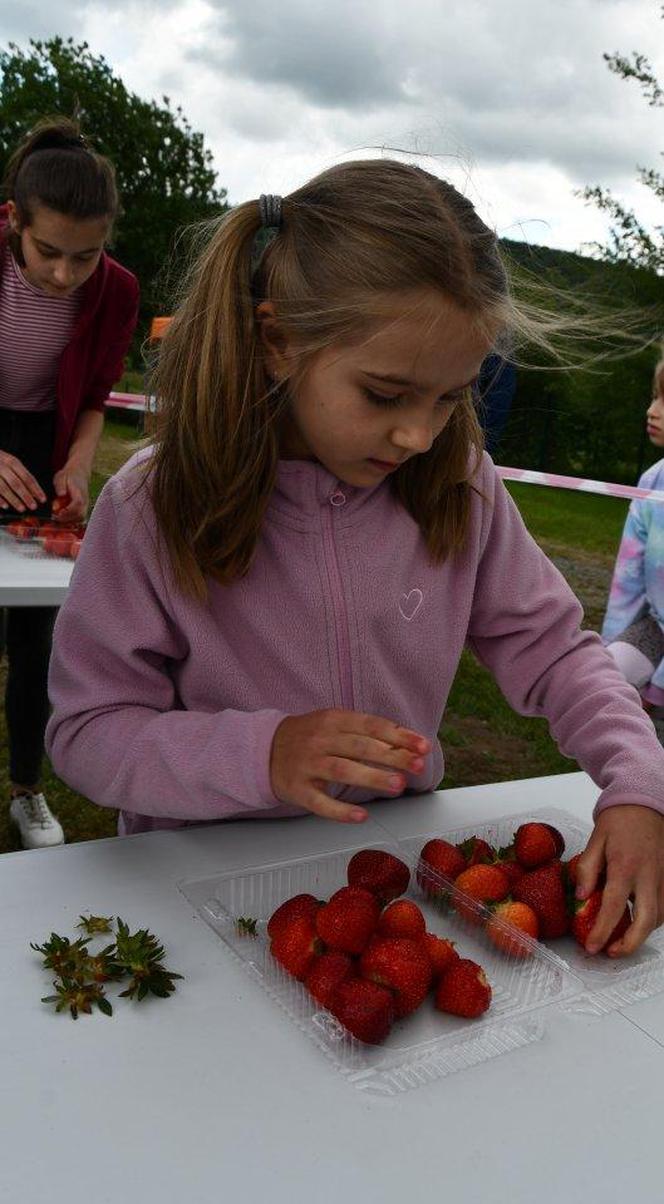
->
[0, 427, 630, 853]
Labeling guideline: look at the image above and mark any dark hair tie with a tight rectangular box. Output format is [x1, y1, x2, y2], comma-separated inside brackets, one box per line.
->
[259, 194, 282, 229]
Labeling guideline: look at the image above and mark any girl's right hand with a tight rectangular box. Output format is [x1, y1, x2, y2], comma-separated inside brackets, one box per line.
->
[0, 451, 46, 512]
[270, 708, 430, 823]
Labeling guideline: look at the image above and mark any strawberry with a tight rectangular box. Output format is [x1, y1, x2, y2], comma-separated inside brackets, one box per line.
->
[421, 932, 460, 980]
[486, 900, 539, 957]
[456, 835, 495, 867]
[51, 490, 72, 515]
[416, 839, 466, 896]
[331, 978, 395, 1044]
[377, 899, 426, 940]
[270, 915, 323, 980]
[434, 958, 492, 1018]
[513, 863, 569, 938]
[315, 886, 380, 954]
[455, 864, 510, 903]
[453, 864, 510, 923]
[514, 822, 565, 869]
[571, 890, 631, 953]
[492, 843, 526, 893]
[305, 952, 355, 1009]
[347, 849, 410, 904]
[360, 936, 432, 1017]
[267, 893, 321, 941]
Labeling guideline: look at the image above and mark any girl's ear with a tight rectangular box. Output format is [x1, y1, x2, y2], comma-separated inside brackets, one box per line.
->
[6, 200, 21, 232]
[256, 301, 292, 381]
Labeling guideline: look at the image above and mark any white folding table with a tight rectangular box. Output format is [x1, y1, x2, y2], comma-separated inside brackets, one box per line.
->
[0, 533, 73, 605]
[1, 771, 663, 1204]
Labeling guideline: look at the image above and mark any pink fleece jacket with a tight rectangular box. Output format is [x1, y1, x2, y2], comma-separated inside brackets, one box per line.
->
[46, 448, 664, 835]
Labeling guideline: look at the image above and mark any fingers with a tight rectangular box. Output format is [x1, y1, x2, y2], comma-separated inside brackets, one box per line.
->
[0, 455, 46, 512]
[574, 837, 605, 901]
[350, 711, 430, 756]
[332, 733, 425, 776]
[269, 709, 430, 823]
[302, 783, 368, 825]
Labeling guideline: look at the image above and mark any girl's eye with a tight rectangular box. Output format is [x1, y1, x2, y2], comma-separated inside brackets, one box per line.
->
[363, 388, 406, 408]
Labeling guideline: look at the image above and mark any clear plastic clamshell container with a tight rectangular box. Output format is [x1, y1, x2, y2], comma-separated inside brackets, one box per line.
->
[179, 838, 582, 1096]
[397, 806, 664, 1017]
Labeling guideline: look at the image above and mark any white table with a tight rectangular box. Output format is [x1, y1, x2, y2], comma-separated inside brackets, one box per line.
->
[0, 534, 72, 605]
[2, 772, 663, 1204]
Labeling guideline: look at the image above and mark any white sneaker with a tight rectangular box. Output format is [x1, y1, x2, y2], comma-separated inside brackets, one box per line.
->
[9, 792, 65, 849]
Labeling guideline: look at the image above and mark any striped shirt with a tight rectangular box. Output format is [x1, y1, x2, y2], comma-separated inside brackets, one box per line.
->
[0, 242, 81, 412]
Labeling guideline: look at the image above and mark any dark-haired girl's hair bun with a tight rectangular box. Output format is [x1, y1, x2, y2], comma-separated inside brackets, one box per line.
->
[2, 116, 117, 225]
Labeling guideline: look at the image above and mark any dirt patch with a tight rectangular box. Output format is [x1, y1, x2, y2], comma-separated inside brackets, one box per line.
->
[440, 714, 555, 787]
[538, 539, 614, 631]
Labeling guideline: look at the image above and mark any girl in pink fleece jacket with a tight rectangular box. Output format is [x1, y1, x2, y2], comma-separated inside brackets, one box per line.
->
[47, 160, 664, 957]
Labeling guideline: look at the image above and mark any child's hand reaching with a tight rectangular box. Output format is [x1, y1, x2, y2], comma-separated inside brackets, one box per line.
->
[574, 805, 664, 956]
[270, 709, 430, 823]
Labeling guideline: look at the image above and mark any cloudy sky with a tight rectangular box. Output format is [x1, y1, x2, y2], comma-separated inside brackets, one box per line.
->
[2, 0, 663, 253]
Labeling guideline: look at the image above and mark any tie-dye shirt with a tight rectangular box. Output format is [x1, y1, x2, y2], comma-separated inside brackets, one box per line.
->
[603, 458, 664, 693]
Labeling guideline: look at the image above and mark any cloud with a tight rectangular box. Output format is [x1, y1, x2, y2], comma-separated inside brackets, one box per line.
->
[1, 0, 662, 250]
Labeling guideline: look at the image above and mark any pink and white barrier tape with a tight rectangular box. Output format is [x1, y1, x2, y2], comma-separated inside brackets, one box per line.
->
[104, 395, 664, 505]
[498, 466, 664, 505]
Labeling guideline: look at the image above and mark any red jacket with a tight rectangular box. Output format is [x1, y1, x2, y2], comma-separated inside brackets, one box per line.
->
[0, 205, 140, 471]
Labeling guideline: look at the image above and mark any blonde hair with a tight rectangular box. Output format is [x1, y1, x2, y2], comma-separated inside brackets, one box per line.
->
[654, 344, 664, 397]
[147, 159, 599, 599]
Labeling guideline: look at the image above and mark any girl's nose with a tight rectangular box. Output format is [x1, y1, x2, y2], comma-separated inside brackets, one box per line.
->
[53, 260, 75, 289]
[391, 418, 435, 455]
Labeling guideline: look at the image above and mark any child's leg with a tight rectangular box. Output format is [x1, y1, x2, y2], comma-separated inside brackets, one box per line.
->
[606, 640, 656, 689]
[4, 606, 57, 790]
[606, 614, 664, 689]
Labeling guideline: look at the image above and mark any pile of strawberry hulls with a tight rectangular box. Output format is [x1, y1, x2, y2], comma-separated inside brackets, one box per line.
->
[263, 849, 492, 1046]
[418, 821, 631, 957]
[4, 511, 85, 559]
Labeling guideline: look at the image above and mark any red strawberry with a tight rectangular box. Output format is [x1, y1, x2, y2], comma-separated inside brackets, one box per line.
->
[305, 952, 355, 1009]
[514, 822, 565, 869]
[360, 936, 432, 1017]
[453, 864, 510, 923]
[492, 844, 526, 893]
[347, 849, 410, 904]
[513, 863, 569, 938]
[421, 932, 460, 980]
[455, 864, 510, 903]
[267, 893, 321, 941]
[270, 915, 323, 980]
[417, 839, 466, 895]
[315, 886, 380, 954]
[331, 978, 395, 1044]
[456, 835, 495, 867]
[377, 899, 426, 940]
[435, 958, 492, 1018]
[572, 890, 631, 953]
[486, 900, 539, 958]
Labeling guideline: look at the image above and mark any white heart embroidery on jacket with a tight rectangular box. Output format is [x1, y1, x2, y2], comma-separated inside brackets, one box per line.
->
[399, 588, 424, 621]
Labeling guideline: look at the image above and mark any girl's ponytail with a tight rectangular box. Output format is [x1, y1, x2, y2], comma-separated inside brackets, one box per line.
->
[3, 115, 118, 240]
[150, 200, 277, 599]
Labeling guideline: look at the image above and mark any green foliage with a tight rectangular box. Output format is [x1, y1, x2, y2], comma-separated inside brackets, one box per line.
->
[577, 7, 663, 273]
[0, 37, 228, 331]
[497, 239, 664, 482]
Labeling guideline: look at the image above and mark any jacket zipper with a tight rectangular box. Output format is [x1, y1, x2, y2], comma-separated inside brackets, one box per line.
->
[322, 494, 355, 710]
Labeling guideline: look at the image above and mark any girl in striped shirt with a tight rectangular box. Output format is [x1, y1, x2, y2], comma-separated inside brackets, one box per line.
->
[0, 117, 139, 848]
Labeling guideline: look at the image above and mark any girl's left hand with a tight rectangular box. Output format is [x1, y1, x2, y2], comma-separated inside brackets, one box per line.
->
[52, 463, 89, 523]
[574, 804, 664, 956]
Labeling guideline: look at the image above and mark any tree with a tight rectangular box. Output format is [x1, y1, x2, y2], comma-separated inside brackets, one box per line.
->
[579, 5, 663, 273]
[0, 38, 228, 331]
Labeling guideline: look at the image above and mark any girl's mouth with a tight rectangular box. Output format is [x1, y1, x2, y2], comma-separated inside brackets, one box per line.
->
[367, 458, 401, 472]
